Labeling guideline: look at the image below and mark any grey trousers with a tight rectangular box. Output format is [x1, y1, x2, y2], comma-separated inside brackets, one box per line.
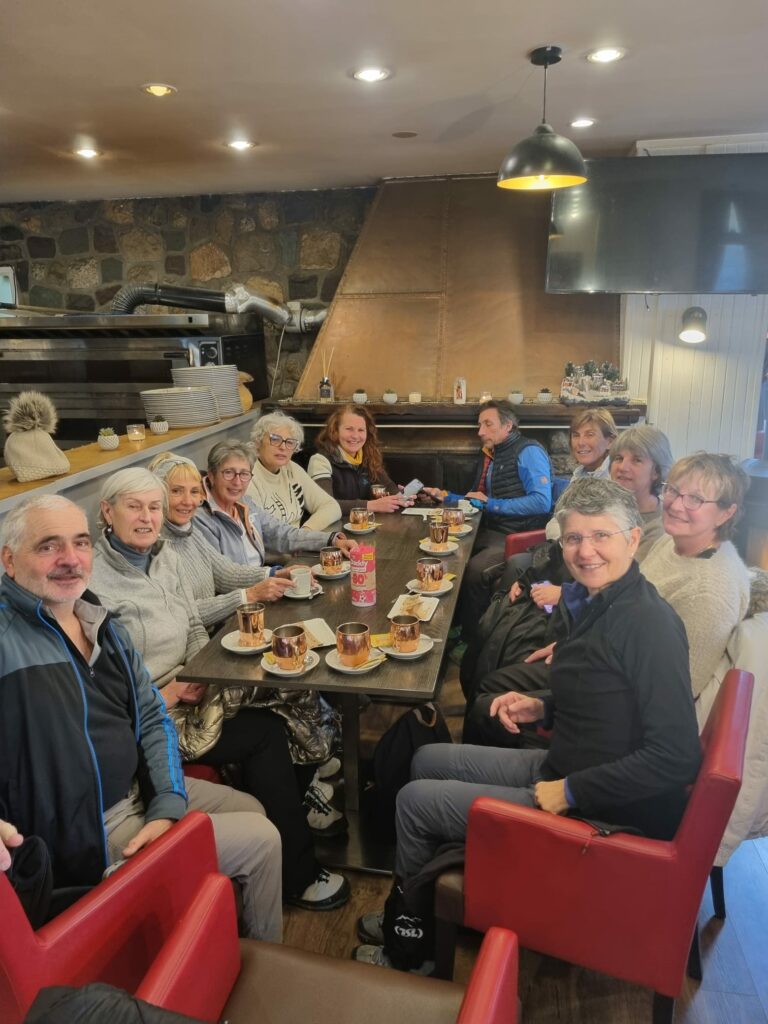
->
[104, 776, 282, 942]
[395, 744, 548, 880]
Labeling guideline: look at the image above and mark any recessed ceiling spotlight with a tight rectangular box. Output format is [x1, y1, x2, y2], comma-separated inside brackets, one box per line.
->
[75, 147, 100, 159]
[227, 139, 255, 151]
[570, 117, 595, 129]
[352, 67, 391, 83]
[392, 131, 418, 138]
[142, 83, 177, 98]
[587, 47, 625, 64]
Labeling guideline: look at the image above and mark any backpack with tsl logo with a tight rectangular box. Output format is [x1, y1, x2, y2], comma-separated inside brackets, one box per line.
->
[371, 703, 452, 838]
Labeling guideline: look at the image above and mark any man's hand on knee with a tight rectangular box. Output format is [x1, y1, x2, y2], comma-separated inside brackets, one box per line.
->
[122, 818, 174, 858]
[0, 819, 23, 871]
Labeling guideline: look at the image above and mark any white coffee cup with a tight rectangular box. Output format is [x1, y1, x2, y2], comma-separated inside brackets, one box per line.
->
[289, 565, 313, 598]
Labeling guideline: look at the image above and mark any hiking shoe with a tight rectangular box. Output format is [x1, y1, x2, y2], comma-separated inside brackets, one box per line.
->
[357, 910, 384, 945]
[352, 944, 435, 975]
[317, 756, 342, 779]
[308, 774, 334, 802]
[287, 869, 350, 911]
[304, 782, 348, 836]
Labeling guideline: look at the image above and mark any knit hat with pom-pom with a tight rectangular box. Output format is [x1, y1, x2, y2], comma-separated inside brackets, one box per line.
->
[3, 391, 70, 482]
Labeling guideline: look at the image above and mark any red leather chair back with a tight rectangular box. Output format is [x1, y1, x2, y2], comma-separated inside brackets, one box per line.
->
[504, 530, 546, 558]
[0, 813, 219, 1024]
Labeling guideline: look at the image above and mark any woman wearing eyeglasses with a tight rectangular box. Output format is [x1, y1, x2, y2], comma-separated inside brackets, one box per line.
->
[247, 412, 341, 530]
[640, 453, 750, 699]
[195, 439, 356, 568]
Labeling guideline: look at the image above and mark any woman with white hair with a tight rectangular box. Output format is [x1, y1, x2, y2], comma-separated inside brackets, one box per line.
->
[89, 466, 350, 912]
[247, 411, 341, 530]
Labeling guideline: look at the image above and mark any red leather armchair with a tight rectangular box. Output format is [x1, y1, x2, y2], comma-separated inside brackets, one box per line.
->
[0, 812, 224, 1024]
[504, 529, 546, 558]
[1, 810, 520, 1024]
[436, 668, 754, 1024]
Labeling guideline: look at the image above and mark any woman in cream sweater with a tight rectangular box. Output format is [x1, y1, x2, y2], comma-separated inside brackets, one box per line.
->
[641, 452, 751, 699]
[247, 411, 341, 530]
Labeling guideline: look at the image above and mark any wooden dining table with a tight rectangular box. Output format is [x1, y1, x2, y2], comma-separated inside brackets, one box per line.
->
[178, 508, 478, 870]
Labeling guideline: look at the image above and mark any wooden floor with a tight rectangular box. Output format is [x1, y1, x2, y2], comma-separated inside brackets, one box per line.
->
[285, 665, 768, 1023]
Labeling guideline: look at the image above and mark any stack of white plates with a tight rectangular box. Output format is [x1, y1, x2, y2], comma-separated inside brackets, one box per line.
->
[140, 387, 220, 427]
[172, 365, 243, 418]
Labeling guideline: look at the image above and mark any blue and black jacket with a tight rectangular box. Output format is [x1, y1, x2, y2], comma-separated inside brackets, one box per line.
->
[0, 575, 187, 887]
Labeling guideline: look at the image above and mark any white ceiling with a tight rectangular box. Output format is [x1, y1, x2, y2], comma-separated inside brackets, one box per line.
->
[2, 0, 767, 204]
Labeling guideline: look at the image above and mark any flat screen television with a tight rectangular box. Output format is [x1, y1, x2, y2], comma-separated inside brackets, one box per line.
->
[545, 154, 768, 294]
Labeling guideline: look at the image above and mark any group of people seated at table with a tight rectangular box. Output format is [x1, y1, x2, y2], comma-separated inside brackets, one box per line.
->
[0, 397, 760, 985]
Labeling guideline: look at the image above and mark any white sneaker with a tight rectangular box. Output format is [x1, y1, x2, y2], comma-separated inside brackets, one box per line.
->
[352, 944, 435, 975]
[317, 756, 341, 779]
[304, 782, 348, 836]
[287, 868, 350, 911]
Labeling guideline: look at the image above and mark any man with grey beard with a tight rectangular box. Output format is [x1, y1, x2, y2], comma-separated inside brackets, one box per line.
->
[0, 494, 283, 940]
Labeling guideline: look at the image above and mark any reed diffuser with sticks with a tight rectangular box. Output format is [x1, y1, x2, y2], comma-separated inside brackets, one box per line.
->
[318, 347, 335, 402]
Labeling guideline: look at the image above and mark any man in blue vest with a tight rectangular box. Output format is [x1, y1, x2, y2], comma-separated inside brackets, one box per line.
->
[426, 400, 553, 645]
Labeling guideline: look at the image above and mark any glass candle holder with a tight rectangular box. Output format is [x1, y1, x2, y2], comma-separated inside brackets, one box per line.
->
[127, 423, 146, 442]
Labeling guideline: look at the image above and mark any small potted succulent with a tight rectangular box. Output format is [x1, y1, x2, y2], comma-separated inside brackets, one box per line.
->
[508, 388, 524, 404]
[352, 388, 368, 404]
[536, 387, 554, 404]
[149, 414, 170, 435]
[382, 388, 398, 404]
[97, 427, 119, 451]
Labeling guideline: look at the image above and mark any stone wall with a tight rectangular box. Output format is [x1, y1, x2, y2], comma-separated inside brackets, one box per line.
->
[0, 187, 374, 395]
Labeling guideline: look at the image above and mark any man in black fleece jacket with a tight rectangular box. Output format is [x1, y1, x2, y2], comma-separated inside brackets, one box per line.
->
[354, 477, 702, 971]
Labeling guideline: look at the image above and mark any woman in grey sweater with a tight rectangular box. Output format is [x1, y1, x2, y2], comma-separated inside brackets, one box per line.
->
[149, 452, 295, 629]
[89, 466, 349, 911]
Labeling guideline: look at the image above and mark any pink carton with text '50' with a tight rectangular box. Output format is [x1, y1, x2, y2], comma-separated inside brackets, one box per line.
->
[350, 543, 376, 607]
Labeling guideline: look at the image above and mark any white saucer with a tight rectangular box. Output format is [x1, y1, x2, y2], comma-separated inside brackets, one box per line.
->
[447, 524, 473, 538]
[379, 636, 435, 660]
[343, 523, 378, 535]
[325, 649, 384, 674]
[419, 540, 459, 556]
[311, 562, 351, 580]
[459, 505, 480, 517]
[406, 578, 454, 597]
[221, 628, 273, 654]
[284, 583, 324, 600]
[261, 650, 320, 677]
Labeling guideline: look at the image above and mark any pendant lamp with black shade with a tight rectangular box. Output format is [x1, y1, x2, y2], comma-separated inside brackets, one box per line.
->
[498, 45, 588, 191]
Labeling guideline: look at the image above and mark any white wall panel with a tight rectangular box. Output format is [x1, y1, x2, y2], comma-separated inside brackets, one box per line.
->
[622, 293, 768, 459]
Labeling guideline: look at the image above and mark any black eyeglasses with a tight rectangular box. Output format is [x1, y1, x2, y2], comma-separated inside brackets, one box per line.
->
[661, 483, 720, 512]
[267, 434, 300, 452]
[219, 468, 253, 481]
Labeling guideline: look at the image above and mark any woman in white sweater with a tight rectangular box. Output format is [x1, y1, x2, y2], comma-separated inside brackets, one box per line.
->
[641, 453, 751, 700]
[247, 411, 341, 530]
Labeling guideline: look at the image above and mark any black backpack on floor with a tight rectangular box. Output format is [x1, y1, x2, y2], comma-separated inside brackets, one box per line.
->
[368, 703, 453, 839]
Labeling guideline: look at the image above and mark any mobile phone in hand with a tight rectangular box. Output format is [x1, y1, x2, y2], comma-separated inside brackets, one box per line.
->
[403, 478, 424, 497]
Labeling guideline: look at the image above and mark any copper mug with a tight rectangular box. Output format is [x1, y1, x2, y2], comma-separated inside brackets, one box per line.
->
[416, 556, 444, 592]
[428, 520, 449, 550]
[370, 484, 388, 499]
[350, 507, 376, 530]
[390, 613, 420, 653]
[336, 621, 371, 668]
[442, 508, 465, 534]
[320, 546, 345, 574]
[271, 624, 308, 672]
[236, 602, 265, 647]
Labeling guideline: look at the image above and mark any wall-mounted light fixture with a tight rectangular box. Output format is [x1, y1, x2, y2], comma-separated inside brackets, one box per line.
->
[679, 306, 708, 344]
